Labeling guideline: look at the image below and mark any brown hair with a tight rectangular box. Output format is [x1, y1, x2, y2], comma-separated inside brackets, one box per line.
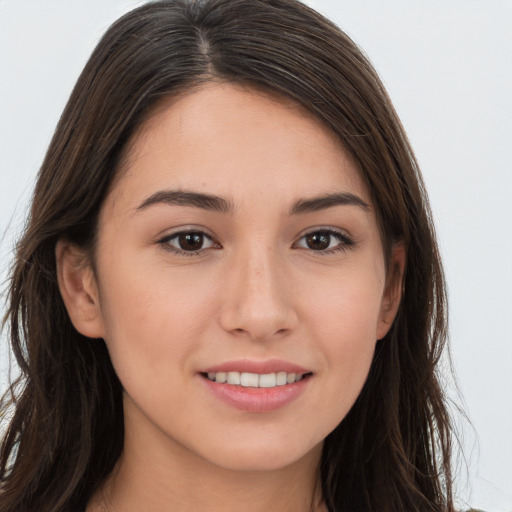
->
[1, 1, 455, 510]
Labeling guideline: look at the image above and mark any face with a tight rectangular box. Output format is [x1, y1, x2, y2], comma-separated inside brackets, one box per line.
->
[59, 83, 402, 473]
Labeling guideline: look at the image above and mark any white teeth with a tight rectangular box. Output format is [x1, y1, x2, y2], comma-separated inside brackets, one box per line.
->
[227, 372, 241, 385]
[206, 371, 308, 388]
[276, 371, 287, 386]
[240, 372, 259, 387]
[259, 373, 277, 388]
[215, 372, 227, 383]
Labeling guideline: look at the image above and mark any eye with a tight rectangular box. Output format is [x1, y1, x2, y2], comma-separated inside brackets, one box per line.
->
[159, 230, 219, 255]
[295, 228, 354, 254]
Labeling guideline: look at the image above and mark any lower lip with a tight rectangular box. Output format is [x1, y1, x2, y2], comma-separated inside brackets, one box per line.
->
[201, 375, 310, 412]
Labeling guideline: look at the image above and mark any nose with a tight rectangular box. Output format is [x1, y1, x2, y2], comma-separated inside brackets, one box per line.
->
[218, 245, 298, 341]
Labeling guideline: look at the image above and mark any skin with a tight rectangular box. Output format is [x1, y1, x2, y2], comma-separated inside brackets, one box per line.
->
[57, 83, 404, 512]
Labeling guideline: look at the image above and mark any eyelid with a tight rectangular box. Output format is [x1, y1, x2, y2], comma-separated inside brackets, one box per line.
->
[156, 225, 217, 242]
[155, 225, 355, 257]
[156, 226, 221, 256]
[294, 227, 355, 253]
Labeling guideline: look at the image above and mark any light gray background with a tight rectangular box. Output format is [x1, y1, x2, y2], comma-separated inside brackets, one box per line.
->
[1, 1, 511, 510]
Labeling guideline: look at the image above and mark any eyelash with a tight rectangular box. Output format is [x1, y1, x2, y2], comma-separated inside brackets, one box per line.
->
[158, 230, 219, 257]
[295, 228, 355, 255]
[157, 228, 355, 257]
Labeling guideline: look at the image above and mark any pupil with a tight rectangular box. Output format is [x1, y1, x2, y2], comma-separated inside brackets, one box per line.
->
[306, 232, 330, 250]
[179, 233, 203, 251]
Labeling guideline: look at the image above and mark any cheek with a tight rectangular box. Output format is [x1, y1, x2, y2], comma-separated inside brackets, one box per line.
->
[299, 266, 383, 416]
[96, 254, 218, 382]
[301, 260, 385, 343]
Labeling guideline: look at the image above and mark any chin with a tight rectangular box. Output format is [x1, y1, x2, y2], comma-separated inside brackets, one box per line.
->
[197, 435, 323, 473]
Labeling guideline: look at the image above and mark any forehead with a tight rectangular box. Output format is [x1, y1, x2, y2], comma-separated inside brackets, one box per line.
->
[107, 82, 370, 214]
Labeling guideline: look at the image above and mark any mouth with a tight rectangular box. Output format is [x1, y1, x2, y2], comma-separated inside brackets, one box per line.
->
[201, 371, 313, 388]
[199, 359, 313, 411]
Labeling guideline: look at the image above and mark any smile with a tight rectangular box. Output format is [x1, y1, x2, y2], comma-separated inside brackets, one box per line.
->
[204, 371, 308, 388]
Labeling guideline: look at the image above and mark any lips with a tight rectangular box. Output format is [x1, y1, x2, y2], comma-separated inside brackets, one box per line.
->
[201, 358, 310, 375]
[199, 359, 312, 412]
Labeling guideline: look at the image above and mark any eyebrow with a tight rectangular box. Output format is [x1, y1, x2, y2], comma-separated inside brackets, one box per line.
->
[136, 190, 234, 214]
[289, 192, 370, 215]
[135, 190, 370, 215]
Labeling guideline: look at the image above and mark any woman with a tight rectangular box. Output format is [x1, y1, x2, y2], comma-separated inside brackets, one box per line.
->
[0, 0, 456, 510]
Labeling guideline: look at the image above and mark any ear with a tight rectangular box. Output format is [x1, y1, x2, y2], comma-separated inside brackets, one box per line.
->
[56, 239, 105, 339]
[376, 241, 406, 341]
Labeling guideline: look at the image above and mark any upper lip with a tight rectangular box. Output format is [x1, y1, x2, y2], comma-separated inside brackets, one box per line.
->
[201, 359, 311, 375]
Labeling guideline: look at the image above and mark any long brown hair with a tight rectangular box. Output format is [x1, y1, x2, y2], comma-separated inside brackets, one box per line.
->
[1, 1, 455, 510]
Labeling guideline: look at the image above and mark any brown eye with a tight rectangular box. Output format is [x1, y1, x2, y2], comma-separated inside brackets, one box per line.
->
[160, 230, 217, 255]
[178, 233, 204, 251]
[305, 232, 330, 251]
[295, 228, 354, 254]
